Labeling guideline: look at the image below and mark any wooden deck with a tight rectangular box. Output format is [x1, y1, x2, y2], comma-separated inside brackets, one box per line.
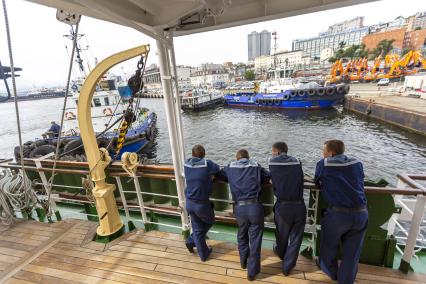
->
[0, 220, 425, 284]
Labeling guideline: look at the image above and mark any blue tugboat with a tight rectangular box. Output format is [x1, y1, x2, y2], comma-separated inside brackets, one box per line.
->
[223, 81, 349, 109]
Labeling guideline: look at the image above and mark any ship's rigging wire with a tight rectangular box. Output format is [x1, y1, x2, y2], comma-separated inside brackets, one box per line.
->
[1, 0, 37, 227]
[45, 17, 82, 217]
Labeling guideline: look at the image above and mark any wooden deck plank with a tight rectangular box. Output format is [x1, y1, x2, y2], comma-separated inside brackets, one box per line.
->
[6, 227, 56, 237]
[23, 264, 124, 284]
[40, 252, 213, 284]
[49, 244, 228, 275]
[0, 247, 28, 258]
[31, 257, 170, 284]
[4, 278, 36, 284]
[13, 270, 80, 284]
[0, 235, 42, 247]
[0, 231, 51, 242]
[226, 269, 313, 283]
[0, 240, 35, 252]
[0, 254, 20, 264]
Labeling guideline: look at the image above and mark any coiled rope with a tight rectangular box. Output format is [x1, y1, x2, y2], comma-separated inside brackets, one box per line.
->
[0, 170, 35, 228]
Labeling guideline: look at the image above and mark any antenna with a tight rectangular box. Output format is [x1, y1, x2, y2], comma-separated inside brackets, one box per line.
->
[272, 31, 278, 68]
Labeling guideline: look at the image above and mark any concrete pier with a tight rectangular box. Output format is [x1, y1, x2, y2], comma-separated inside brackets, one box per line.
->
[344, 86, 426, 135]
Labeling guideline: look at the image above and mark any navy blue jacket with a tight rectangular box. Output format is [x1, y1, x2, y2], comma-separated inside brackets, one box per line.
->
[184, 157, 220, 201]
[49, 123, 61, 134]
[269, 154, 304, 201]
[315, 154, 366, 208]
[221, 158, 270, 202]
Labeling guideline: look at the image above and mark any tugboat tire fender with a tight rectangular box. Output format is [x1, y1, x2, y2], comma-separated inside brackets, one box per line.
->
[336, 85, 345, 94]
[297, 89, 305, 97]
[289, 90, 296, 97]
[63, 139, 84, 156]
[343, 85, 350, 94]
[282, 94, 290, 100]
[308, 89, 315, 96]
[317, 87, 325, 96]
[29, 144, 56, 158]
[326, 86, 335, 95]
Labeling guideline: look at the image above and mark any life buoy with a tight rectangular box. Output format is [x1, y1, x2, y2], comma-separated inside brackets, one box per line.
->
[307, 89, 315, 96]
[289, 90, 296, 97]
[326, 86, 335, 95]
[297, 89, 305, 97]
[65, 111, 76, 120]
[103, 107, 113, 116]
[317, 88, 325, 96]
[282, 94, 290, 100]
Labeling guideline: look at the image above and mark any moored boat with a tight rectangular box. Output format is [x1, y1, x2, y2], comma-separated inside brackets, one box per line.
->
[223, 81, 349, 109]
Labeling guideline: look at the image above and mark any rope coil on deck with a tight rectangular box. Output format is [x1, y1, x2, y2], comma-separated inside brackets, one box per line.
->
[0, 170, 35, 227]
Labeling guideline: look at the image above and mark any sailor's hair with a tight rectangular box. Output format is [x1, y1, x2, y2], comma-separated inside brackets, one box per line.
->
[192, 144, 205, 159]
[272, 142, 288, 154]
[324, 139, 345, 155]
[236, 149, 249, 160]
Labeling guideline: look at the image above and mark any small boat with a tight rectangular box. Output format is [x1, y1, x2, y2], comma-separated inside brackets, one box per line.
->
[223, 80, 350, 109]
[180, 88, 223, 111]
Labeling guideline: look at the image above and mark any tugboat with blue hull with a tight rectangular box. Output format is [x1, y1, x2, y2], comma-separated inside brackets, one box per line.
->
[224, 81, 349, 110]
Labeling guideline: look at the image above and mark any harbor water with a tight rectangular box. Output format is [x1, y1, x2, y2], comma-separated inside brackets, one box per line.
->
[0, 97, 425, 184]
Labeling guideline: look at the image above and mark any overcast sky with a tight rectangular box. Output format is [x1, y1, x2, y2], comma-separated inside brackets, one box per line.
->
[0, 0, 424, 90]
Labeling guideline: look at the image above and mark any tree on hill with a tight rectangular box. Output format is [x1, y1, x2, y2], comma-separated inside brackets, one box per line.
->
[328, 43, 369, 62]
[370, 39, 395, 59]
[244, 70, 255, 81]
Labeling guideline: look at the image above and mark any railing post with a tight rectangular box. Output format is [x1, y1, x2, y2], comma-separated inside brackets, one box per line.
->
[399, 194, 426, 273]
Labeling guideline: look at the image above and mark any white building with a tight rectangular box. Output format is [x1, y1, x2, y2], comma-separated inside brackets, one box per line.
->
[320, 48, 334, 62]
[144, 64, 193, 88]
[254, 50, 311, 72]
[190, 70, 230, 87]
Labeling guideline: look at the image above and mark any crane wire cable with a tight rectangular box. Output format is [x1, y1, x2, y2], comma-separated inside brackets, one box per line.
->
[1, 0, 37, 228]
[2, 0, 25, 172]
[46, 18, 81, 216]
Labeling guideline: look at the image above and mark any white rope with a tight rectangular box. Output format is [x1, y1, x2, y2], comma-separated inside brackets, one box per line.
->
[0, 169, 34, 228]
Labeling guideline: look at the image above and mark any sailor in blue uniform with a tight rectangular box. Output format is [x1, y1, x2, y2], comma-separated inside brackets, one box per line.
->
[268, 142, 306, 276]
[48, 121, 61, 137]
[220, 149, 270, 281]
[314, 140, 368, 284]
[184, 144, 220, 262]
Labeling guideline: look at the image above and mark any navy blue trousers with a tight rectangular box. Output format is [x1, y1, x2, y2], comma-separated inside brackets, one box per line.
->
[186, 199, 215, 261]
[274, 202, 306, 273]
[235, 203, 264, 278]
[319, 209, 368, 284]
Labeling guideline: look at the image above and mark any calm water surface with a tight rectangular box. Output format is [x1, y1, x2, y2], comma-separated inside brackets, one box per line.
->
[0, 97, 425, 184]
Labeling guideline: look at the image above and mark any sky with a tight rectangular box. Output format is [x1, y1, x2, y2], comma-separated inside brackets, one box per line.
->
[0, 0, 425, 90]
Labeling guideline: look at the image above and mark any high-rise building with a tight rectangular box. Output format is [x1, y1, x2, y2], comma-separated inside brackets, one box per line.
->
[248, 30, 271, 61]
[292, 17, 368, 59]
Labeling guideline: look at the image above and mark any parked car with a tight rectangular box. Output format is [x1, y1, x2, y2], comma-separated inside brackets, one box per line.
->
[377, 78, 390, 86]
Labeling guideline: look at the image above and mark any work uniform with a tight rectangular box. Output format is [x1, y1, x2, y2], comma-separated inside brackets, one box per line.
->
[184, 157, 220, 261]
[221, 158, 270, 278]
[269, 154, 306, 274]
[48, 123, 61, 136]
[315, 154, 368, 284]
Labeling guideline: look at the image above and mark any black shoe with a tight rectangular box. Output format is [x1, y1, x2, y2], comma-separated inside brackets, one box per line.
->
[201, 247, 212, 262]
[273, 244, 283, 260]
[247, 275, 255, 281]
[283, 270, 289, 276]
[314, 257, 320, 269]
[185, 242, 194, 253]
[241, 259, 247, 269]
